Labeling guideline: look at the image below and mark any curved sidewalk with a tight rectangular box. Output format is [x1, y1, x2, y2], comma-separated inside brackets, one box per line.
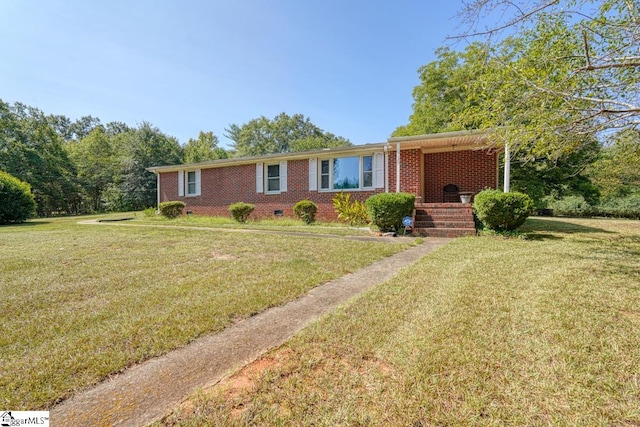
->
[50, 237, 451, 427]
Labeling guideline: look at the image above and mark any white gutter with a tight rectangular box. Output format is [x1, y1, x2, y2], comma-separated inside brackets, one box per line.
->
[396, 142, 400, 193]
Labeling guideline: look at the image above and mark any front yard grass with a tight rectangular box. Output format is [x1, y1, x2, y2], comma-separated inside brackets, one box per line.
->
[0, 215, 409, 409]
[160, 217, 640, 426]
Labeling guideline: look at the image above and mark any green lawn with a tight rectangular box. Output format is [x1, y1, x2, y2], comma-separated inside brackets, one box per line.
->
[0, 215, 409, 409]
[159, 217, 640, 426]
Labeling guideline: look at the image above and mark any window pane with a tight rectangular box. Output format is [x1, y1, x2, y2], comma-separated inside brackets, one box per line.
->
[321, 160, 329, 174]
[320, 160, 329, 189]
[267, 164, 280, 178]
[363, 171, 373, 188]
[188, 182, 196, 194]
[363, 156, 372, 172]
[268, 178, 280, 192]
[321, 175, 329, 189]
[333, 156, 360, 189]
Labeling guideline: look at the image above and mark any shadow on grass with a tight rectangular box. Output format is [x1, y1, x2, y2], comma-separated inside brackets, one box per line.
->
[521, 217, 614, 236]
[0, 220, 51, 228]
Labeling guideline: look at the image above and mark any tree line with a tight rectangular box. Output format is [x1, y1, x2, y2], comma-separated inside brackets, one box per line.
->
[0, 101, 351, 216]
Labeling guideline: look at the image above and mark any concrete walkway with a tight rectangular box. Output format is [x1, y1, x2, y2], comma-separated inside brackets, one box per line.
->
[50, 236, 451, 427]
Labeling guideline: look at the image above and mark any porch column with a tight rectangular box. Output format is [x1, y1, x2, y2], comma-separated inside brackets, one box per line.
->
[155, 172, 161, 209]
[396, 142, 400, 193]
[503, 143, 511, 192]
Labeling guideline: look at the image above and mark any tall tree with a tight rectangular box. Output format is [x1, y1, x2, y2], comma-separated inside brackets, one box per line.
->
[588, 129, 640, 201]
[393, 43, 488, 136]
[0, 100, 81, 215]
[118, 122, 182, 210]
[183, 131, 228, 163]
[453, 0, 640, 143]
[67, 126, 119, 211]
[226, 113, 351, 157]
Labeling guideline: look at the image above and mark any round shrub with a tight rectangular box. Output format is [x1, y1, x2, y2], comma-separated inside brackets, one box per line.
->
[473, 189, 534, 231]
[158, 201, 186, 219]
[0, 170, 37, 224]
[293, 199, 318, 224]
[229, 202, 255, 223]
[365, 192, 415, 232]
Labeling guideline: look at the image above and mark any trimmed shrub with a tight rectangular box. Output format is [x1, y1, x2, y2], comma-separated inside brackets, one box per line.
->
[333, 191, 369, 226]
[0, 170, 37, 224]
[473, 189, 534, 231]
[228, 202, 255, 223]
[293, 199, 318, 224]
[158, 201, 186, 219]
[365, 192, 415, 232]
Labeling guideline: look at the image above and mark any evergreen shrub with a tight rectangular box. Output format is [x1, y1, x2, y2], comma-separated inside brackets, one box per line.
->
[0, 170, 37, 224]
[365, 192, 415, 232]
[228, 202, 255, 223]
[158, 201, 186, 218]
[293, 199, 318, 224]
[473, 189, 534, 231]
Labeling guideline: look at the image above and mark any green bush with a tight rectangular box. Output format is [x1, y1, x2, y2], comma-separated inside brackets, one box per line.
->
[158, 201, 186, 219]
[473, 189, 534, 232]
[143, 207, 157, 218]
[333, 192, 369, 226]
[365, 192, 415, 232]
[546, 195, 595, 217]
[293, 199, 318, 224]
[0, 170, 37, 224]
[228, 202, 255, 223]
[598, 194, 640, 219]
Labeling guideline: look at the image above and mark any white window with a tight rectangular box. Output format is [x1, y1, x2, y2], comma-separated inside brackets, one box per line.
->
[267, 164, 280, 192]
[179, 169, 201, 196]
[318, 155, 374, 191]
[257, 161, 287, 194]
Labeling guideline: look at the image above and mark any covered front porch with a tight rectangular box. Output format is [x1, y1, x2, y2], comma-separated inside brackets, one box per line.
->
[387, 131, 502, 237]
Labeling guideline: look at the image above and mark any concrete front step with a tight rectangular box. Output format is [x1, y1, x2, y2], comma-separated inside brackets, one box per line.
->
[413, 227, 476, 238]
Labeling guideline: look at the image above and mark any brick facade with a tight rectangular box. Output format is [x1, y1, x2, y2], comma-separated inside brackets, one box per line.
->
[158, 145, 498, 220]
[422, 149, 498, 203]
[159, 159, 383, 221]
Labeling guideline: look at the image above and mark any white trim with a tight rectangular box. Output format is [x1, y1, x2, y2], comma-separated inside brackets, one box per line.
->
[308, 158, 317, 191]
[256, 163, 264, 193]
[280, 161, 287, 192]
[178, 170, 184, 197]
[374, 152, 384, 189]
[265, 162, 282, 194]
[195, 169, 201, 196]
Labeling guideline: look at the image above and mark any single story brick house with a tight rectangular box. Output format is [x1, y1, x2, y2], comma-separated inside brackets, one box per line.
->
[148, 130, 501, 236]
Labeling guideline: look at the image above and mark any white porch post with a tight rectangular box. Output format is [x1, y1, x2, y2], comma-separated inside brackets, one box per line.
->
[156, 172, 161, 207]
[396, 142, 400, 193]
[384, 145, 389, 192]
[503, 143, 511, 193]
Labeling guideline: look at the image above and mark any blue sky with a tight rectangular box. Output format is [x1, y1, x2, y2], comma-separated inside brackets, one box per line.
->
[1, 1, 468, 148]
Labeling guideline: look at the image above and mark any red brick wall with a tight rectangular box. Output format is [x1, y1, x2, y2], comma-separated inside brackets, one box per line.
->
[388, 148, 422, 198]
[423, 149, 498, 203]
[159, 149, 497, 219]
[159, 159, 383, 221]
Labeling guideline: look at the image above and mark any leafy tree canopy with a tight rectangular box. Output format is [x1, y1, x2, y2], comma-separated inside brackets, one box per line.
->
[450, 0, 639, 153]
[183, 131, 229, 164]
[226, 113, 351, 157]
